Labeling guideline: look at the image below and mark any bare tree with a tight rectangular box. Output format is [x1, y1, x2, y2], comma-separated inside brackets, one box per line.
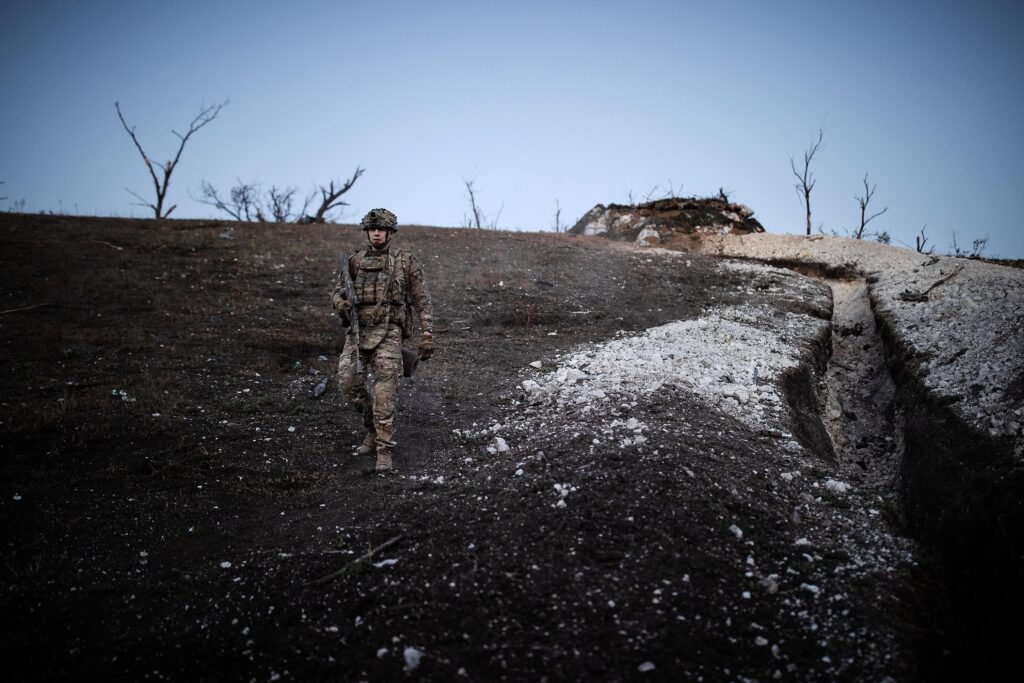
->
[664, 179, 684, 199]
[915, 225, 934, 254]
[266, 186, 309, 223]
[552, 199, 565, 233]
[461, 178, 503, 229]
[790, 128, 825, 236]
[853, 173, 888, 239]
[306, 167, 364, 223]
[115, 99, 228, 219]
[196, 179, 259, 221]
[197, 180, 312, 223]
[642, 184, 661, 203]
[463, 178, 484, 229]
[950, 231, 989, 259]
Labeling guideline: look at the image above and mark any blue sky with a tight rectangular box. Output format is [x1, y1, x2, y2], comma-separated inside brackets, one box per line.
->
[2, 0, 1022, 257]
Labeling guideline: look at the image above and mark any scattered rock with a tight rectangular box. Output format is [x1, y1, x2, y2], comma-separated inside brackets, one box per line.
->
[403, 646, 423, 670]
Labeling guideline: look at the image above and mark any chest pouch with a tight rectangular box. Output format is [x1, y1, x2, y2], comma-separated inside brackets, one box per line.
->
[355, 254, 388, 305]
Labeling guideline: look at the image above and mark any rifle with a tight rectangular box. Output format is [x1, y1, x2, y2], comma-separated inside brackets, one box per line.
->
[340, 254, 363, 374]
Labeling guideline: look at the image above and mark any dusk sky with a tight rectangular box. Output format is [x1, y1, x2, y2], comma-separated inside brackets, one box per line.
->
[2, 0, 1022, 257]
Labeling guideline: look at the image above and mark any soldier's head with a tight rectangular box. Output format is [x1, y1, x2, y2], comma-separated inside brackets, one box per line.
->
[361, 208, 398, 248]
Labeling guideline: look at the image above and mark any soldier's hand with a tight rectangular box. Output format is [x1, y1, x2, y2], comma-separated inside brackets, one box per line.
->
[418, 331, 435, 360]
[333, 295, 353, 318]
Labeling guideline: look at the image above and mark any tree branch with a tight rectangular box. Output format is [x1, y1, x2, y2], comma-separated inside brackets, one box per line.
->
[115, 99, 228, 218]
[311, 167, 365, 223]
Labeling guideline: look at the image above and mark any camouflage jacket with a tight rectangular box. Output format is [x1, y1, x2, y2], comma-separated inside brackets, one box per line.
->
[332, 244, 432, 349]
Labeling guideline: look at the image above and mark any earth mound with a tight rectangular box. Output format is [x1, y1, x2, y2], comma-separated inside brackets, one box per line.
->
[569, 196, 765, 244]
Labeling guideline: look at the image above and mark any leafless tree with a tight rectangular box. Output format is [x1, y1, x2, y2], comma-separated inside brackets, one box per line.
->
[266, 186, 309, 223]
[306, 167, 364, 223]
[115, 99, 228, 219]
[642, 184, 661, 203]
[915, 225, 934, 254]
[664, 179, 684, 199]
[461, 178, 503, 229]
[196, 179, 259, 221]
[463, 178, 484, 229]
[790, 128, 825, 236]
[950, 231, 989, 259]
[853, 173, 888, 239]
[552, 199, 565, 233]
[197, 180, 312, 223]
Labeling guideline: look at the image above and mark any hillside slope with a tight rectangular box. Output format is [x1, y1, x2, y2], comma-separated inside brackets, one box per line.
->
[3, 215, 1017, 681]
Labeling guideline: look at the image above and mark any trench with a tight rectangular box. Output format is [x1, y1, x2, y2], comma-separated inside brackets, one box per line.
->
[820, 279, 901, 486]
[802, 271, 1022, 680]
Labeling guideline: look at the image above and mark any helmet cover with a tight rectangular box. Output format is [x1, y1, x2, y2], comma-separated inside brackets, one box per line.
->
[360, 208, 398, 231]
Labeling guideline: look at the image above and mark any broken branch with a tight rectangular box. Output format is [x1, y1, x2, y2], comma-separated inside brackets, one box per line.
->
[0, 303, 53, 316]
[305, 534, 405, 587]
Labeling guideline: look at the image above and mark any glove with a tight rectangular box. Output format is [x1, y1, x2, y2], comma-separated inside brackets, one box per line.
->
[332, 292, 353, 318]
[418, 331, 435, 360]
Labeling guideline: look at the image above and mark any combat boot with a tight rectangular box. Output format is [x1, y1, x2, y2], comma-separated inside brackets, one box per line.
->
[375, 448, 393, 472]
[356, 432, 375, 456]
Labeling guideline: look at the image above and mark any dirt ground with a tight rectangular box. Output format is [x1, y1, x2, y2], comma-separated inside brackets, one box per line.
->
[1, 215, 944, 681]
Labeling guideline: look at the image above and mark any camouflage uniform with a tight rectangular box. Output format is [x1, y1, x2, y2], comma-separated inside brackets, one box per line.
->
[332, 209, 433, 470]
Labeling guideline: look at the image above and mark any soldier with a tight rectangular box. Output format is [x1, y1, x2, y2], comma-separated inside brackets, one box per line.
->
[332, 208, 435, 471]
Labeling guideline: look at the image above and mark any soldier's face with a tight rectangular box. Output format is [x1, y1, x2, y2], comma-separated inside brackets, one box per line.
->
[368, 227, 389, 246]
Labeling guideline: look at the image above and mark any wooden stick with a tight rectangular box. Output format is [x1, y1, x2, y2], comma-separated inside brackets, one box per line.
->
[90, 239, 125, 251]
[923, 264, 964, 294]
[305, 534, 405, 587]
[0, 303, 52, 316]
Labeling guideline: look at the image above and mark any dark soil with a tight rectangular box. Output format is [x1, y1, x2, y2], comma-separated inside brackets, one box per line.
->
[2, 215, 923, 681]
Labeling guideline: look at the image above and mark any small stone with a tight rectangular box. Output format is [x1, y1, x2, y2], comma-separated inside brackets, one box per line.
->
[728, 524, 744, 540]
[220, 561, 232, 569]
[529, 360, 543, 369]
[521, 379, 543, 394]
[403, 646, 423, 669]
[637, 661, 656, 673]
[823, 479, 850, 493]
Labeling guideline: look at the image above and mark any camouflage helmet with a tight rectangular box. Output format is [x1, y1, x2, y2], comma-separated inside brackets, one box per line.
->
[360, 208, 398, 232]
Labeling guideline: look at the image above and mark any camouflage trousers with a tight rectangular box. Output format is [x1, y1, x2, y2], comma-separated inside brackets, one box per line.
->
[338, 324, 403, 453]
